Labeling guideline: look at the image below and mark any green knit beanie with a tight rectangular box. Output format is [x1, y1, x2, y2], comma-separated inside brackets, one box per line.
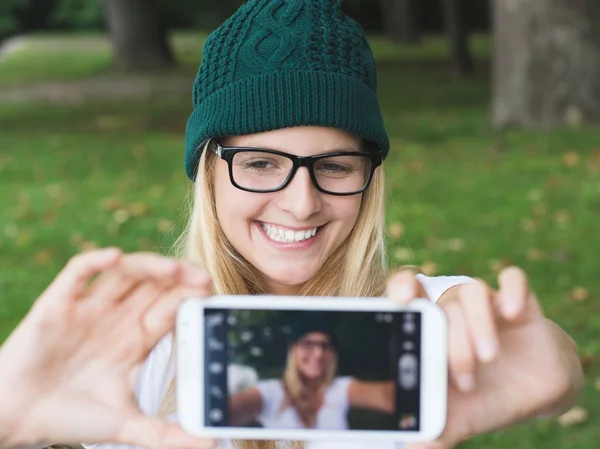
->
[184, 0, 390, 181]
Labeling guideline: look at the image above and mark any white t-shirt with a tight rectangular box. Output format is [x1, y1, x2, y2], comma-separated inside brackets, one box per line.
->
[255, 377, 352, 430]
[81, 274, 473, 449]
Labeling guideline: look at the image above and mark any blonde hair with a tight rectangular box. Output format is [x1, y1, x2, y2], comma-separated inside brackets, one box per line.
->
[158, 139, 389, 449]
[280, 338, 338, 428]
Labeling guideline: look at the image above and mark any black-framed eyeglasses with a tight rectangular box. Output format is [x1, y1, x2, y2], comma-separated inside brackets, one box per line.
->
[209, 139, 382, 196]
[297, 338, 334, 352]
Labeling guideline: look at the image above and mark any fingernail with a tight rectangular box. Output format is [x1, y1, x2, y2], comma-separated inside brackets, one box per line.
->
[477, 339, 498, 362]
[456, 373, 474, 392]
[392, 283, 415, 305]
[502, 299, 521, 319]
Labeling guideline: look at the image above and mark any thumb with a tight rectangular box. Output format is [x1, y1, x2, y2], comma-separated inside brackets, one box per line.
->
[405, 442, 448, 449]
[117, 414, 217, 449]
[386, 268, 431, 306]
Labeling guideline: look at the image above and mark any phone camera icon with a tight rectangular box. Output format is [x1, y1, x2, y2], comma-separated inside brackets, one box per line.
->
[208, 337, 225, 351]
[398, 354, 419, 390]
[209, 362, 223, 374]
[399, 413, 417, 430]
[210, 386, 224, 399]
[209, 409, 223, 422]
[402, 321, 416, 335]
[207, 313, 224, 328]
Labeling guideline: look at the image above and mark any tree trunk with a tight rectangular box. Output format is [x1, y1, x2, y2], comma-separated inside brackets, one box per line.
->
[440, 0, 473, 77]
[380, 0, 422, 44]
[492, 0, 600, 128]
[103, 0, 175, 72]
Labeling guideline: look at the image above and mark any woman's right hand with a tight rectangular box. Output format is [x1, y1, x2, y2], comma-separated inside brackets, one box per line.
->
[0, 248, 216, 449]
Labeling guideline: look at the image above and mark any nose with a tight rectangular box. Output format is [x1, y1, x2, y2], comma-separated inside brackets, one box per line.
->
[278, 167, 322, 220]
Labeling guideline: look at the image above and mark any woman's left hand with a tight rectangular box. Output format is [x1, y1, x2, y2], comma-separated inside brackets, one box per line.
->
[386, 267, 584, 448]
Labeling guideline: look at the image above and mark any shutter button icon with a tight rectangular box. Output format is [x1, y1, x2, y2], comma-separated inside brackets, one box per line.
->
[398, 354, 418, 390]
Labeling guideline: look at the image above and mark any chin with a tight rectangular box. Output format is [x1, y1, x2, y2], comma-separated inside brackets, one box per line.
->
[262, 265, 320, 287]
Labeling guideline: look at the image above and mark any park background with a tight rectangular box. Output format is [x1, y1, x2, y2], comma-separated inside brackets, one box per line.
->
[0, 0, 599, 448]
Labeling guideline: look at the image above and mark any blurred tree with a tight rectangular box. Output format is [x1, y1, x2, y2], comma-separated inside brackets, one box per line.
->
[492, 0, 600, 128]
[102, 0, 175, 71]
[0, 0, 28, 41]
[52, 0, 104, 30]
[440, 0, 473, 76]
[379, 0, 422, 44]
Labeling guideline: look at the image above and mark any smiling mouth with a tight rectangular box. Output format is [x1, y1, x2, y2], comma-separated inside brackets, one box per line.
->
[258, 221, 324, 243]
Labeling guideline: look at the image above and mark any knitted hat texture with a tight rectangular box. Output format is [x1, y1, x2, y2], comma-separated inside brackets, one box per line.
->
[184, 0, 389, 180]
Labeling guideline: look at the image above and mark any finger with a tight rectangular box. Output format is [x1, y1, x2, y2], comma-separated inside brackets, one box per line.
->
[405, 442, 447, 449]
[458, 280, 499, 363]
[445, 300, 476, 393]
[118, 414, 217, 449]
[88, 253, 181, 298]
[176, 259, 214, 289]
[87, 256, 212, 308]
[44, 248, 123, 300]
[140, 285, 213, 351]
[497, 266, 534, 320]
[386, 269, 430, 305]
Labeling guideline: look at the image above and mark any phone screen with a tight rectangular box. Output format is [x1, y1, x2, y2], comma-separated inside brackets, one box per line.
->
[201, 308, 422, 432]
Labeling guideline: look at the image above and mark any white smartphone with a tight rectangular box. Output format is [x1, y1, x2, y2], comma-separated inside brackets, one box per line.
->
[176, 296, 447, 443]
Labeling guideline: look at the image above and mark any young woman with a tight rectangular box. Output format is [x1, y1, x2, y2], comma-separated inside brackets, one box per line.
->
[229, 319, 397, 430]
[111, 1, 581, 448]
[11, 1, 582, 449]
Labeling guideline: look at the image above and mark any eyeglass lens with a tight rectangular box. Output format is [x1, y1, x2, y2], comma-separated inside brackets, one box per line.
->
[232, 151, 372, 194]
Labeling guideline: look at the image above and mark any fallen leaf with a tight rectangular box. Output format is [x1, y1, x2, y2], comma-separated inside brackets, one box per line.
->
[526, 248, 544, 261]
[393, 247, 412, 262]
[570, 286, 589, 302]
[16, 193, 30, 206]
[129, 202, 149, 217]
[554, 210, 571, 226]
[69, 233, 85, 246]
[45, 184, 63, 199]
[149, 185, 164, 198]
[563, 151, 580, 167]
[551, 249, 573, 262]
[33, 249, 52, 266]
[138, 238, 153, 250]
[16, 231, 31, 247]
[520, 218, 537, 232]
[558, 406, 588, 427]
[420, 262, 437, 276]
[113, 209, 130, 224]
[79, 241, 99, 252]
[157, 219, 175, 234]
[488, 258, 510, 274]
[527, 189, 543, 202]
[132, 145, 146, 159]
[447, 238, 465, 251]
[100, 197, 122, 211]
[426, 236, 438, 249]
[407, 159, 424, 172]
[580, 353, 593, 371]
[388, 222, 404, 239]
[532, 204, 547, 217]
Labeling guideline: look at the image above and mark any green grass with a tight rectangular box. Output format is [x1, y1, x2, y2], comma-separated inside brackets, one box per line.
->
[0, 33, 599, 448]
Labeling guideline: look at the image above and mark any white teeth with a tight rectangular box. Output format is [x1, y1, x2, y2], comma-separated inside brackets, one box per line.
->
[260, 222, 319, 243]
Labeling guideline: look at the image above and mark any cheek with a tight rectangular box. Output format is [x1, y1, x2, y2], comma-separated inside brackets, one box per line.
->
[214, 161, 264, 234]
[324, 195, 362, 235]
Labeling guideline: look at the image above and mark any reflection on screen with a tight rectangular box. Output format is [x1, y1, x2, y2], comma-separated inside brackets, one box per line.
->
[203, 309, 421, 431]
